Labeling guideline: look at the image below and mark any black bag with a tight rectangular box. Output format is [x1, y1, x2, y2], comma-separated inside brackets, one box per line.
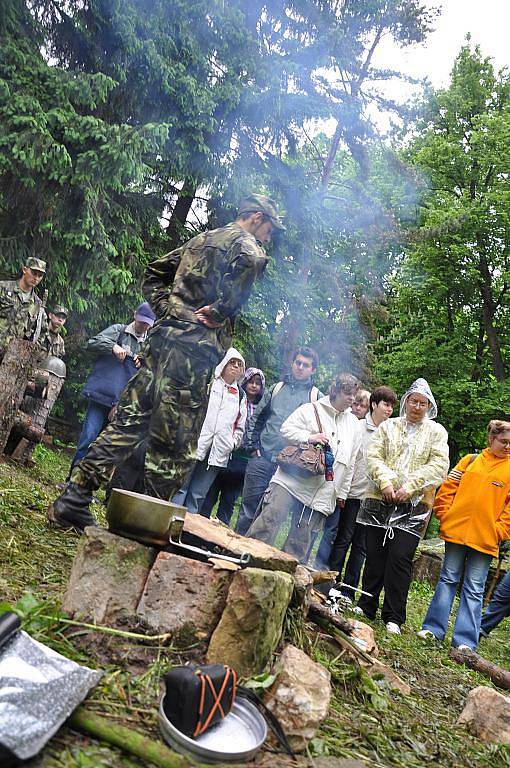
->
[162, 664, 237, 738]
[162, 664, 294, 755]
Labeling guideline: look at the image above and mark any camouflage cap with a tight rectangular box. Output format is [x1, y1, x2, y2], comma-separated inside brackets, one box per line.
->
[51, 304, 68, 317]
[25, 257, 47, 273]
[238, 193, 285, 231]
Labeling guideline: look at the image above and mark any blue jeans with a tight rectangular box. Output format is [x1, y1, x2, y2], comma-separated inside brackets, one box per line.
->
[70, 400, 110, 472]
[172, 460, 220, 515]
[481, 569, 510, 636]
[422, 542, 492, 649]
[314, 505, 340, 569]
[235, 455, 277, 535]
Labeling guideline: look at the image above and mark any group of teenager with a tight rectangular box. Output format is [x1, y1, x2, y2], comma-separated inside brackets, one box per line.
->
[173, 348, 510, 651]
[46, 192, 510, 653]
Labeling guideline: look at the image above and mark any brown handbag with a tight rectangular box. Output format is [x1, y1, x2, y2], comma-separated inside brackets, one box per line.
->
[275, 404, 326, 478]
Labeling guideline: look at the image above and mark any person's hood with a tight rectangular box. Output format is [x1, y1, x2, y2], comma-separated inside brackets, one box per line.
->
[364, 412, 377, 431]
[241, 367, 266, 401]
[399, 377, 438, 419]
[214, 346, 245, 380]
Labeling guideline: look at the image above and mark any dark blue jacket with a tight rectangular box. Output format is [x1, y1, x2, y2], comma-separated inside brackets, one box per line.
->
[82, 324, 142, 408]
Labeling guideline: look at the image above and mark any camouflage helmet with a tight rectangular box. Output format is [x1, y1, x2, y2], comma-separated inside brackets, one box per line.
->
[238, 193, 285, 231]
[50, 304, 68, 317]
[24, 257, 47, 273]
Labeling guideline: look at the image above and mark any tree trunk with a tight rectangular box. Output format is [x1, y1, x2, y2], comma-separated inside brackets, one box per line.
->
[166, 186, 198, 248]
[0, 339, 35, 454]
[470, 320, 485, 382]
[477, 238, 506, 380]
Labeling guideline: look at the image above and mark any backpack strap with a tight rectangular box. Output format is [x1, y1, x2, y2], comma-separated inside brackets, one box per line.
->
[467, 452, 478, 465]
[271, 381, 319, 402]
[115, 325, 129, 347]
[272, 381, 285, 398]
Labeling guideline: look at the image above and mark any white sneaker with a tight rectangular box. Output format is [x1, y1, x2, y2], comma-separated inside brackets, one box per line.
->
[386, 622, 401, 635]
[417, 629, 436, 640]
[455, 644, 472, 651]
[352, 606, 364, 615]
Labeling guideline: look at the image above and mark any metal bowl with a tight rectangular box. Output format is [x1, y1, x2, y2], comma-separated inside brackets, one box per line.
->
[158, 696, 267, 764]
[106, 488, 187, 546]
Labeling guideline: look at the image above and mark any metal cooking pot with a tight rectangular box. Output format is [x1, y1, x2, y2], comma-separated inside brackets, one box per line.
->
[106, 489, 250, 566]
[107, 488, 186, 547]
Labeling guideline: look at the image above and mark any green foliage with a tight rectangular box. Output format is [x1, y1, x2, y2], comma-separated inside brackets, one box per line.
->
[371, 43, 510, 460]
[242, 671, 276, 694]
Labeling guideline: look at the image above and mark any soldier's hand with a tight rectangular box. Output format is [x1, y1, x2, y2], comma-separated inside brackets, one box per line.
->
[133, 354, 141, 368]
[112, 343, 127, 361]
[194, 306, 222, 329]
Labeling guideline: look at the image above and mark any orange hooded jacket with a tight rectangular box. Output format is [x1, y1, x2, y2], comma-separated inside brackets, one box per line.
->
[433, 448, 510, 557]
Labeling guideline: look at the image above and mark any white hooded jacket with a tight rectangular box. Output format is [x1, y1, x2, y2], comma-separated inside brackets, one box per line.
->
[271, 395, 363, 516]
[347, 411, 379, 499]
[195, 347, 247, 468]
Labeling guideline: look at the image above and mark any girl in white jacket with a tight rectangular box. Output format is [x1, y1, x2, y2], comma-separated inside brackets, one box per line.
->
[172, 348, 247, 514]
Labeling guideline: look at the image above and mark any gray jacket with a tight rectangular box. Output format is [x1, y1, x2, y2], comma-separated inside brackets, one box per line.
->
[244, 375, 322, 461]
[87, 322, 146, 358]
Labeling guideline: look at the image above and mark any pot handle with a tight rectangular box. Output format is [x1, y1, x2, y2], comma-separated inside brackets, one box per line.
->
[168, 527, 250, 566]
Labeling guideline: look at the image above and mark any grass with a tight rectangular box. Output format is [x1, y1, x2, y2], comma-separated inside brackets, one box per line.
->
[1, 446, 510, 767]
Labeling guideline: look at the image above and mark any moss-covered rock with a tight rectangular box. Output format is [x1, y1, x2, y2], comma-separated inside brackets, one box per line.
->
[61, 527, 155, 624]
[206, 567, 293, 677]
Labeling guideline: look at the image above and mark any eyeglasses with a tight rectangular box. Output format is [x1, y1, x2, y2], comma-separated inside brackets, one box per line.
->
[407, 399, 428, 409]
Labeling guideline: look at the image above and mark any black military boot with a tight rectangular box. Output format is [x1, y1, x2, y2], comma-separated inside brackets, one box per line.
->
[47, 482, 97, 532]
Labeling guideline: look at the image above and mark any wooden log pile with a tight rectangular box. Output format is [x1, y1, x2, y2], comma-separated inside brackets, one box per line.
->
[0, 338, 65, 462]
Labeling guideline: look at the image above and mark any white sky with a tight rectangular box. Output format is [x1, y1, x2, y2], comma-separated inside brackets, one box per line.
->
[376, 0, 509, 88]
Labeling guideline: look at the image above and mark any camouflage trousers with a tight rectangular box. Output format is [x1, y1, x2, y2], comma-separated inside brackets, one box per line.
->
[71, 320, 223, 500]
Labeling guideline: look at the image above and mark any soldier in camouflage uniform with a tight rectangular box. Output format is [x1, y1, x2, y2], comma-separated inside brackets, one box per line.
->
[44, 304, 67, 359]
[48, 193, 284, 530]
[0, 257, 49, 353]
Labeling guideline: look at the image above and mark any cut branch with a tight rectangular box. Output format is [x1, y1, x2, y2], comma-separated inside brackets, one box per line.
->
[449, 648, 510, 690]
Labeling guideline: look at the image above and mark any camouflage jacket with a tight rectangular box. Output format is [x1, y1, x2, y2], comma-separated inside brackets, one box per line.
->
[143, 222, 268, 330]
[45, 329, 65, 358]
[0, 279, 48, 348]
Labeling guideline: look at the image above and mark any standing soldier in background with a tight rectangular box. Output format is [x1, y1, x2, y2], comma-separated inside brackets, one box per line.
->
[44, 305, 68, 359]
[49, 193, 284, 531]
[0, 257, 48, 353]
